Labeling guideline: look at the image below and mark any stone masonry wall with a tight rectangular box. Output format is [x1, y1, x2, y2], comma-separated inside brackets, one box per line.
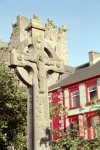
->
[45, 19, 68, 65]
[8, 16, 28, 51]
[0, 15, 68, 65]
[57, 26, 68, 65]
[0, 39, 8, 61]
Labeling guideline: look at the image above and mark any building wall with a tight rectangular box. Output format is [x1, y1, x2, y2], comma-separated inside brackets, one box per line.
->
[7, 15, 68, 66]
[65, 78, 99, 116]
[50, 76, 100, 140]
[65, 77, 100, 139]
[0, 39, 8, 61]
[97, 78, 100, 99]
[50, 88, 64, 140]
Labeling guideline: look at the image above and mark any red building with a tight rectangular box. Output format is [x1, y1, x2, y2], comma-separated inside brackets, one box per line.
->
[49, 51, 100, 140]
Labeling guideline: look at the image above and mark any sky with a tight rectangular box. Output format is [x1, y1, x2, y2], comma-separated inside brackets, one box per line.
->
[0, 0, 100, 67]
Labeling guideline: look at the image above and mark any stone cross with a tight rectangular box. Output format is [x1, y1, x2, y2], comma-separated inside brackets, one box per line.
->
[9, 18, 72, 150]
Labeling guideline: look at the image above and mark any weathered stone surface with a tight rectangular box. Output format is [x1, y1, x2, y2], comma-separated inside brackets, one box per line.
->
[45, 19, 68, 66]
[0, 39, 8, 61]
[8, 15, 68, 67]
[9, 16, 68, 150]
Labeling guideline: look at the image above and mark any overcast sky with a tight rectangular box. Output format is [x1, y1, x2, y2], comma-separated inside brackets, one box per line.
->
[0, 0, 100, 66]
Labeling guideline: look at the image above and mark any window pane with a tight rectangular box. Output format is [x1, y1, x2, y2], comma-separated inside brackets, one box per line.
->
[90, 116, 100, 138]
[88, 84, 97, 102]
[94, 116, 99, 124]
[72, 90, 78, 96]
[89, 84, 96, 91]
[72, 119, 78, 136]
[96, 128, 100, 137]
[73, 120, 77, 126]
[90, 91, 96, 101]
[73, 96, 79, 106]
[72, 90, 79, 107]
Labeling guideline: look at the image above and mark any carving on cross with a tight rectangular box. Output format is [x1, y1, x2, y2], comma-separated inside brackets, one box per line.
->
[9, 18, 75, 150]
[10, 34, 65, 93]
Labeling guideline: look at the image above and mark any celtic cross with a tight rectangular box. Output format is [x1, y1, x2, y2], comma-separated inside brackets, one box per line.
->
[9, 18, 72, 150]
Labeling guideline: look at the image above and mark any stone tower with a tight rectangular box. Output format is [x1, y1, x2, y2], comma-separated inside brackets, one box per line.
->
[9, 14, 73, 150]
[8, 15, 68, 66]
[8, 16, 28, 51]
[0, 39, 8, 61]
[45, 19, 68, 65]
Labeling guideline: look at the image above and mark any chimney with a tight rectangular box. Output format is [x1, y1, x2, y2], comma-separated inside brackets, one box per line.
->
[88, 51, 100, 65]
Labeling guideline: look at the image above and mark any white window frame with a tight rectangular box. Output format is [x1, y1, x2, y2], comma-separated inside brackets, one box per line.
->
[90, 116, 100, 139]
[72, 90, 79, 107]
[88, 84, 97, 102]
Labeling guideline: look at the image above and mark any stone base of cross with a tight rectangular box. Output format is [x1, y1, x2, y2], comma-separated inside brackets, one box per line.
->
[9, 18, 74, 150]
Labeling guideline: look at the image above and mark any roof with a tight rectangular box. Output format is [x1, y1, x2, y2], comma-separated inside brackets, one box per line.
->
[49, 61, 100, 91]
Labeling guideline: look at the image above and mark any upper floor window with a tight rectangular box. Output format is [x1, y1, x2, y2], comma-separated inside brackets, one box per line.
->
[88, 84, 97, 102]
[85, 79, 97, 104]
[72, 90, 79, 107]
[69, 87, 80, 108]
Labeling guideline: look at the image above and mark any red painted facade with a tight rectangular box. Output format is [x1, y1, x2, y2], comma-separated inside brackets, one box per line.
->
[51, 90, 62, 140]
[49, 75, 100, 140]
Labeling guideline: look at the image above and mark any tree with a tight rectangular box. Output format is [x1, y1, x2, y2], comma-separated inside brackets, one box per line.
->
[0, 61, 27, 150]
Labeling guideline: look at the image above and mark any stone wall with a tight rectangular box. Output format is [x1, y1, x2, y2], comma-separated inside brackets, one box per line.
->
[0, 15, 68, 65]
[8, 16, 28, 51]
[45, 19, 68, 65]
[0, 39, 8, 61]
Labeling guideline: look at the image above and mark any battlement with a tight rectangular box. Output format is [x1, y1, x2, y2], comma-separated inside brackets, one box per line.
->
[0, 14, 68, 65]
[44, 18, 68, 65]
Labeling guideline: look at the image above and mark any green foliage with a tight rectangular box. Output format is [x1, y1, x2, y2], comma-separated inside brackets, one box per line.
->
[49, 102, 67, 120]
[0, 61, 27, 149]
[50, 103, 100, 150]
[0, 47, 5, 50]
[12, 23, 19, 28]
[11, 33, 13, 37]
[51, 124, 100, 150]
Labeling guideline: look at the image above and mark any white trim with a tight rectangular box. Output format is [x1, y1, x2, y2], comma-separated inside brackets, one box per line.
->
[58, 101, 63, 104]
[60, 123, 64, 127]
[57, 88, 62, 92]
[60, 116, 64, 120]
[59, 126, 64, 130]
[58, 95, 63, 98]
[59, 97, 63, 100]
[59, 120, 64, 123]
[58, 113, 63, 117]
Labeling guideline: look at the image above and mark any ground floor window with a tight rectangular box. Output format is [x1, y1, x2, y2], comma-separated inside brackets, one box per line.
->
[69, 116, 78, 137]
[90, 115, 100, 138]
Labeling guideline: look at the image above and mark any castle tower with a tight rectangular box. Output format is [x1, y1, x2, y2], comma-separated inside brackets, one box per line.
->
[45, 19, 68, 65]
[8, 15, 28, 51]
[57, 25, 68, 65]
[8, 15, 68, 66]
[45, 19, 57, 50]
